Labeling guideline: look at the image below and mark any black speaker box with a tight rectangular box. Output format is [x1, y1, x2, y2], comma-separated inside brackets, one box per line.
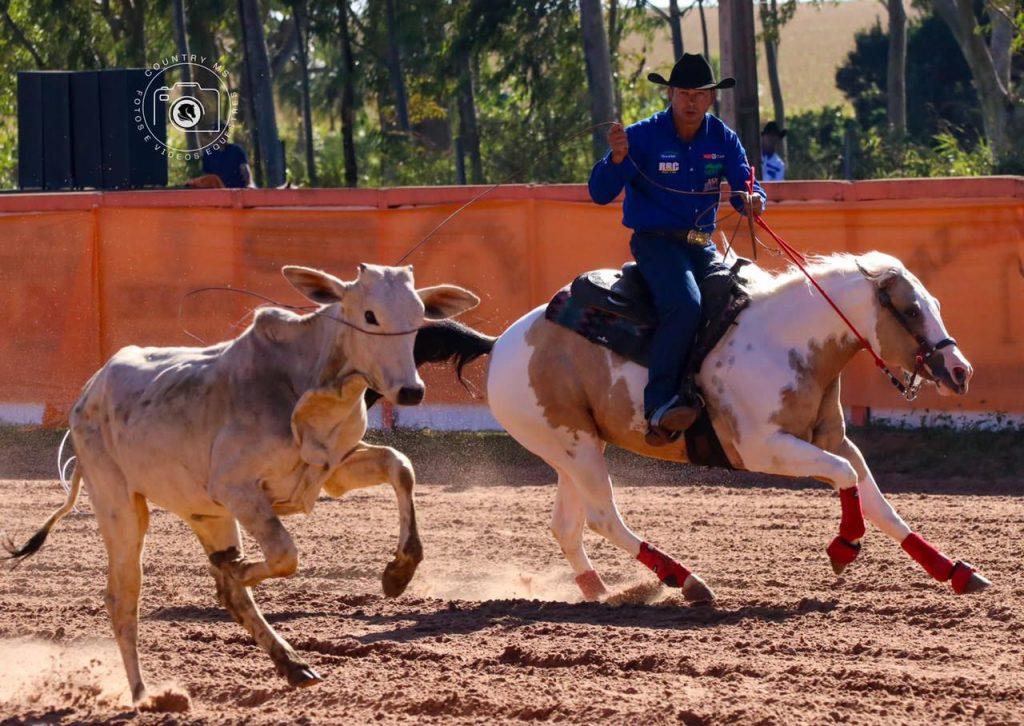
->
[70, 71, 103, 189]
[18, 68, 167, 190]
[16, 72, 43, 189]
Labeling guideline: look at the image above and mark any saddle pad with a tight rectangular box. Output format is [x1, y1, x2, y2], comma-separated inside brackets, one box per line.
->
[545, 289, 654, 367]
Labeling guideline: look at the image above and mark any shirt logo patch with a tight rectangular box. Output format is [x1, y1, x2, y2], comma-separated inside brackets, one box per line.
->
[703, 177, 721, 191]
[658, 161, 680, 174]
[704, 162, 723, 176]
[703, 153, 725, 160]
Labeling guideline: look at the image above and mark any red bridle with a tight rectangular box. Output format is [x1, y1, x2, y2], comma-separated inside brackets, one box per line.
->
[749, 203, 953, 401]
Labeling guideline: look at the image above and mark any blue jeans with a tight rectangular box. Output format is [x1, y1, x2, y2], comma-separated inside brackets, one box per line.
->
[629, 232, 720, 416]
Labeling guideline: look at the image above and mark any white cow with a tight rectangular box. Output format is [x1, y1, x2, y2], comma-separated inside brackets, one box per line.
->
[6, 263, 479, 706]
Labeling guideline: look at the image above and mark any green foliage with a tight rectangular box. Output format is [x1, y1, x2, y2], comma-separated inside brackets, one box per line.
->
[835, 13, 982, 145]
[0, 1, 1016, 188]
[785, 106, 849, 179]
[786, 106, 994, 179]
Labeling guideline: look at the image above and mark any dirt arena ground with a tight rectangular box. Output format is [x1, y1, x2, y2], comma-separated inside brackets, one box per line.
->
[0, 427, 1022, 724]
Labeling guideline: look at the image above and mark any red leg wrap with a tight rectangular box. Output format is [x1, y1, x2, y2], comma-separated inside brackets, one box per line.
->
[827, 536, 861, 568]
[838, 486, 865, 542]
[901, 532, 954, 582]
[950, 562, 977, 594]
[575, 569, 608, 601]
[637, 542, 691, 588]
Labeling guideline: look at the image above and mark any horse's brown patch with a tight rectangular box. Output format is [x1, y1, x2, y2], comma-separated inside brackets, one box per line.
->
[525, 317, 601, 443]
[770, 334, 860, 440]
[525, 317, 696, 464]
[872, 273, 925, 372]
[811, 377, 846, 452]
[708, 400, 745, 468]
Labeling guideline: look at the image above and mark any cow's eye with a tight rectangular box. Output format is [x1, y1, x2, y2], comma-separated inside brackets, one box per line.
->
[364, 311, 379, 326]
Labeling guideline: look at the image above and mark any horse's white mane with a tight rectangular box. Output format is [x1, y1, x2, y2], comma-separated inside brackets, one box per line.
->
[737, 250, 906, 298]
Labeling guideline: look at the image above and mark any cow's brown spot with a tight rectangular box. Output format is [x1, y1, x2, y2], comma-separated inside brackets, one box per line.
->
[770, 334, 860, 440]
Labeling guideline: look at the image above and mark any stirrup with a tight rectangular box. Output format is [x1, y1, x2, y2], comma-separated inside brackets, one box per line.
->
[645, 396, 692, 447]
[649, 395, 702, 432]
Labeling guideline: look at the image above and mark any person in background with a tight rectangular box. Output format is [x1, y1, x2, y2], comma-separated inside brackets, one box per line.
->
[760, 121, 787, 181]
[200, 141, 255, 188]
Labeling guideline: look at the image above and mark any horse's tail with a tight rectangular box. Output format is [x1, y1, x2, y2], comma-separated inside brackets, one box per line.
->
[413, 319, 495, 382]
[363, 319, 495, 409]
[4, 465, 83, 562]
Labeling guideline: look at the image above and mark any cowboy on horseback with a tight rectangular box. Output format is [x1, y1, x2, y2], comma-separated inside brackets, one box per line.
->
[588, 53, 766, 446]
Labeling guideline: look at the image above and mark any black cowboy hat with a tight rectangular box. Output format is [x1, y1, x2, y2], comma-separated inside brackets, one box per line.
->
[648, 53, 736, 90]
[761, 121, 788, 138]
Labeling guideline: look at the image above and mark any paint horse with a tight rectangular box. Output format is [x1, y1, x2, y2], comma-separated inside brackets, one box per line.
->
[478, 251, 990, 602]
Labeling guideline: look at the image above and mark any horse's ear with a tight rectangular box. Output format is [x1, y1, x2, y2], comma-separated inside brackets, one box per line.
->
[857, 260, 900, 290]
[282, 266, 351, 305]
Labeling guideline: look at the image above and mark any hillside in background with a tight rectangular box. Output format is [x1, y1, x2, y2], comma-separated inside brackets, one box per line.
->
[624, 0, 919, 115]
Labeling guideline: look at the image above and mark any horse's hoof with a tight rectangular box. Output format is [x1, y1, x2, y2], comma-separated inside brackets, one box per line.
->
[286, 663, 323, 688]
[951, 561, 991, 595]
[826, 536, 861, 575]
[681, 573, 716, 603]
[575, 569, 608, 602]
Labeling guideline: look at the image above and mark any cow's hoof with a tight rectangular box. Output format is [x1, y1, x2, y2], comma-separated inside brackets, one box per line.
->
[827, 536, 861, 575]
[951, 561, 991, 595]
[286, 663, 323, 688]
[681, 573, 715, 603]
[382, 554, 419, 598]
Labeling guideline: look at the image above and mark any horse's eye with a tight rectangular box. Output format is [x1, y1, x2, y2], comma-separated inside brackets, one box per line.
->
[364, 311, 379, 326]
[905, 307, 920, 319]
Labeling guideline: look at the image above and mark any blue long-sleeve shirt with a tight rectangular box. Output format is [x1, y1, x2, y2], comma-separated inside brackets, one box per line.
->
[588, 110, 766, 234]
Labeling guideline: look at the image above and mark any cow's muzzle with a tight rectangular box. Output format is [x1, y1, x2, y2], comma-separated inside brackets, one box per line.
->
[396, 385, 425, 406]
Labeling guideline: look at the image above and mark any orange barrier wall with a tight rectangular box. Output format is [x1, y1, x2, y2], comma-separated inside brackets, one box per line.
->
[0, 177, 1022, 425]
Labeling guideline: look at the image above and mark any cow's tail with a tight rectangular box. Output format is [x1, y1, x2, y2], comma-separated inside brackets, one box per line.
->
[4, 465, 83, 562]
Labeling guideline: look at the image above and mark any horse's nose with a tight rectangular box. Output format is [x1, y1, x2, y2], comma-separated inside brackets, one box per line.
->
[397, 385, 425, 406]
[953, 366, 968, 386]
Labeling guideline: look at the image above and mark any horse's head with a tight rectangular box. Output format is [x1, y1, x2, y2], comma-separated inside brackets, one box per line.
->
[282, 264, 479, 405]
[858, 254, 972, 396]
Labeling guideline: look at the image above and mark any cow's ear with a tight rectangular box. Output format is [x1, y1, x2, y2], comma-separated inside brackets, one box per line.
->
[417, 285, 480, 320]
[282, 266, 350, 305]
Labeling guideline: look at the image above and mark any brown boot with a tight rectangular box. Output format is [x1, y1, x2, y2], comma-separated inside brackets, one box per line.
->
[644, 399, 701, 447]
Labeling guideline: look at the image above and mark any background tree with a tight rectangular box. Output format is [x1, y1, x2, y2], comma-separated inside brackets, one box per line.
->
[836, 14, 981, 143]
[759, 0, 796, 156]
[886, 0, 907, 137]
[292, 0, 317, 185]
[579, 0, 618, 160]
[239, 0, 285, 186]
[930, 0, 1023, 167]
[337, 0, 359, 186]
